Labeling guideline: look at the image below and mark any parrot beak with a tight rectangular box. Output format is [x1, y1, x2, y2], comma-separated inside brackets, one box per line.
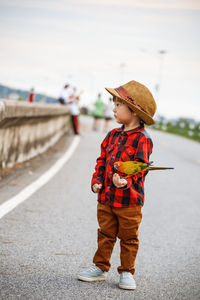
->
[114, 164, 118, 171]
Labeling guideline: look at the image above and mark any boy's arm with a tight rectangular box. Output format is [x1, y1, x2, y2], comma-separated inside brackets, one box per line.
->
[135, 136, 153, 161]
[120, 137, 153, 189]
[91, 133, 110, 190]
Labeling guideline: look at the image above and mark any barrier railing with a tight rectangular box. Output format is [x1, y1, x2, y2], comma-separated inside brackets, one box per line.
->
[0, 99, 71, 169]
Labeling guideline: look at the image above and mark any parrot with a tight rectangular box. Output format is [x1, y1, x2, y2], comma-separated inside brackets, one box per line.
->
[114, 160, 174, 177]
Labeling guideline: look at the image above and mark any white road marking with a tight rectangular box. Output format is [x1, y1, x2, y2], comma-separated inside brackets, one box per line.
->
[0, 135, 80, 219]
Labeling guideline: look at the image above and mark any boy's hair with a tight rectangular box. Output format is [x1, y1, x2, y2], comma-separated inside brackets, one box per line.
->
[113, 96, 123, 104]
[113, 96, 144, 125]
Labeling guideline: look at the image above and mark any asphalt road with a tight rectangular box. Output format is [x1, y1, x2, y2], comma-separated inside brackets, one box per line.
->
[0, 116, 200, 300]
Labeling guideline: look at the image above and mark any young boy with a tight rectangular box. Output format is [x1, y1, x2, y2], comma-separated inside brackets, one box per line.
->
[78, 80, 157, 290]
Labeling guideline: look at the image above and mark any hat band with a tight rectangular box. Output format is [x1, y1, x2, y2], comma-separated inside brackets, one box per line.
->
[115, 86, 147, 114]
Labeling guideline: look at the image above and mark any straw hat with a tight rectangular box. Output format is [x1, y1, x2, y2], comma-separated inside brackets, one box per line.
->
[105, 80, 157, 125]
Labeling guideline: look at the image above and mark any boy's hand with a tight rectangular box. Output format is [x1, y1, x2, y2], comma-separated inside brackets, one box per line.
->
[92, 183, 102, 193]
[113, 173, 127, 188]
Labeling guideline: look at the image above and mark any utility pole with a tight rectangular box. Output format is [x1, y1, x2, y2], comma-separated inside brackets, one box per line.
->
[119, 62, 126, 83]
[155, 50, 167, 102]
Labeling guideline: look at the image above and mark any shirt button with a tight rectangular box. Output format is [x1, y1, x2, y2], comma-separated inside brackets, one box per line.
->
[109, 171, 112, 174]
[117, 142, 120, 145]
[108, 186, 110, 189]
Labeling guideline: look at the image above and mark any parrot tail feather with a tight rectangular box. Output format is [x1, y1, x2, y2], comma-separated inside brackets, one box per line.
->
[147, 167, 174, 171]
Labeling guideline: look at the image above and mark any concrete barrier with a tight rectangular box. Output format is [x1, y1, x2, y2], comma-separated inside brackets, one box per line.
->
[0, 99, 71, 169]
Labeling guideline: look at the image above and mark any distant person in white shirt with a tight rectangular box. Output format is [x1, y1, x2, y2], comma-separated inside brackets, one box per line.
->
[58, 84, 80, 135]
[104, 97, 114, 132]
[58, 84, 74, 104]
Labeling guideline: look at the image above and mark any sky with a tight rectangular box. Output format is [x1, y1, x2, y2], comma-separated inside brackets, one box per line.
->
[0, 0, 200, 120]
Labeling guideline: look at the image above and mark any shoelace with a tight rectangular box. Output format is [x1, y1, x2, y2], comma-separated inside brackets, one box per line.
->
[89, 265, 99, 272]
[121, 272, 132, 278]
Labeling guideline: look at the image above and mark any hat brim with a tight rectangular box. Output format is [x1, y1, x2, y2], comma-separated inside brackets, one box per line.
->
[105, 87, 155, 125]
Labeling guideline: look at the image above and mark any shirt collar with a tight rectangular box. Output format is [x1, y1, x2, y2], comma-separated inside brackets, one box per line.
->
[117, 124, 144, 135]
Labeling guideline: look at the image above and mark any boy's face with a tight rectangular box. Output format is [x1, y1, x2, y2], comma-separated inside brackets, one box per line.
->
[113, 97, 138, 125]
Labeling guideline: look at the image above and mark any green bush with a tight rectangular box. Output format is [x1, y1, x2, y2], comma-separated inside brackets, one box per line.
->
[152, 118, 200, 142]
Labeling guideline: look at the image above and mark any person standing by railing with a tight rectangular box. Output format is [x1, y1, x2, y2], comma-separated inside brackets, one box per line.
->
[58, 83, 80, 135]
[28, 88, 35, 103]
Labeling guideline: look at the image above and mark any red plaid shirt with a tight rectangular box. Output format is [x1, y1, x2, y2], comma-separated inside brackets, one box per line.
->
[91, 125, 153, 207]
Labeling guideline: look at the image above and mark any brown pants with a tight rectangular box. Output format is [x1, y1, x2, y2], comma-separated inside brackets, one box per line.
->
[93, 203, 142, 274]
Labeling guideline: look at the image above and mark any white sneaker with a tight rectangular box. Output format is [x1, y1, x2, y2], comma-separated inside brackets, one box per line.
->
[78, 265, 107, 282]
[119, 272, 136, 290]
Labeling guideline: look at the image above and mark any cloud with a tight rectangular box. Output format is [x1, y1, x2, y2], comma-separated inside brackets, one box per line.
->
[1, 0, 200, 11]
[73, 0, 200, 10]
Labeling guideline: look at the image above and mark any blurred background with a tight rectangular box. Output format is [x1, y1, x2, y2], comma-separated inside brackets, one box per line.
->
[1, 2, 200, 298]
[0, 0, 200, 125]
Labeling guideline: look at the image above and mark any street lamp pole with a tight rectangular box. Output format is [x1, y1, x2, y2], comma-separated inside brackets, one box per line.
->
[155, 50, 167, 102]
[119, 63, 126, 83]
